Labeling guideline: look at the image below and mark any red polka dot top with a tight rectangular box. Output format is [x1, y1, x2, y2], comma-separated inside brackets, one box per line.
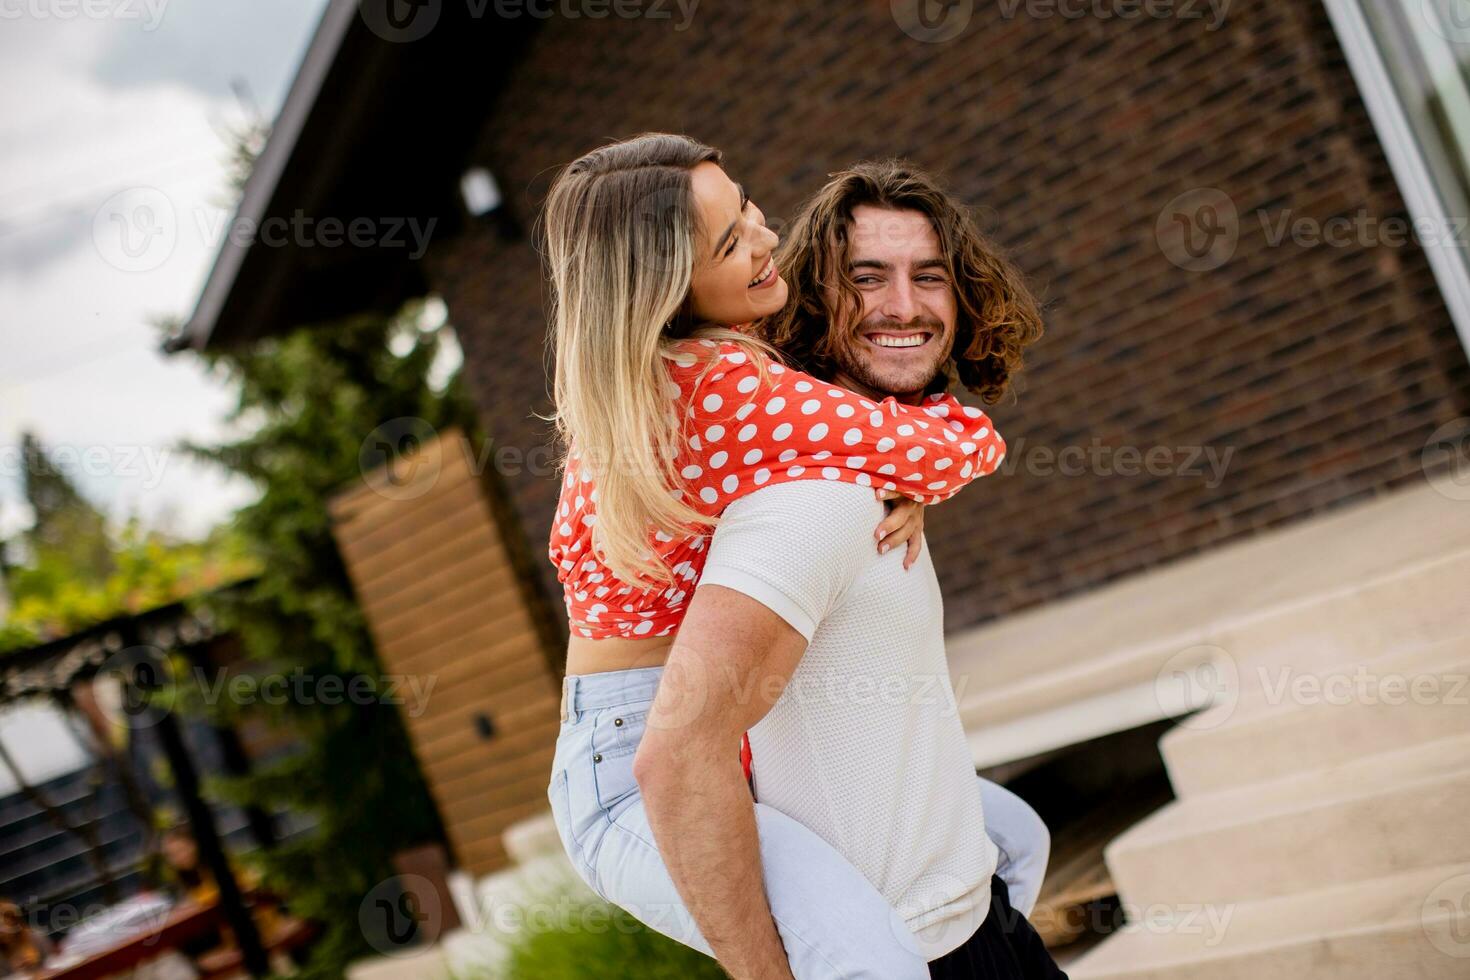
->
[548, 336, 1007, 641]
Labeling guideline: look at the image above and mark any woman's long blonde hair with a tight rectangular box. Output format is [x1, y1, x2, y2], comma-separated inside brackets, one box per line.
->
[541, 133, 776, 587]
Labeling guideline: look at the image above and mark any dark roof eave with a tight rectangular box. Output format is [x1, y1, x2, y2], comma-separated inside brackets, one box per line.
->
[163, 3, 530, 355]
[164, 0, 359, 354]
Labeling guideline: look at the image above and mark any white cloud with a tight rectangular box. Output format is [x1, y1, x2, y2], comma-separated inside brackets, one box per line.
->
[0, 0, 330, 543]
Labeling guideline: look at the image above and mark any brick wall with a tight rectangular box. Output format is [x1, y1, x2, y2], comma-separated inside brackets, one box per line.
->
[424, 0, 1470, 638]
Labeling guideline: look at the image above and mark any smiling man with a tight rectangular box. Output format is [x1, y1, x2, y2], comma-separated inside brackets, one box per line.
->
[757, 162, 1039, 412]
[815, 203, 961, 395]
[635, 162, 1063, 978]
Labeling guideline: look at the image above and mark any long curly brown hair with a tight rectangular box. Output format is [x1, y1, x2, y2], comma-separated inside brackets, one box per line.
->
[753, 160, 1044, 405]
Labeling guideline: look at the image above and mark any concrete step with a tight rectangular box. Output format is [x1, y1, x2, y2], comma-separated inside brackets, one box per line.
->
[948, 487, 1470, 769]
[1105, 733, 1470, 909]
[1204, 549, 1470, 702]
[1160, 631, 1470, 797]
[1069, 860, 1470, 980]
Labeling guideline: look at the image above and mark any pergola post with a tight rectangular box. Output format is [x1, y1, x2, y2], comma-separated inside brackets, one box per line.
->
[126, 626, 270, 978]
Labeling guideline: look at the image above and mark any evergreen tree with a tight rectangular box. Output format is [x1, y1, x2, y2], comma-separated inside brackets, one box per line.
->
[18, 431, 115, 585]
[169, 302, 477, 978]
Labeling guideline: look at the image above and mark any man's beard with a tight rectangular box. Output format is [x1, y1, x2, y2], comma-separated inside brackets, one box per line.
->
[831, 316, 951, 398]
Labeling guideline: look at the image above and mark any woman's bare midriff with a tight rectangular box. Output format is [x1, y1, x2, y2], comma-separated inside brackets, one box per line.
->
[564, 633, 677, 675]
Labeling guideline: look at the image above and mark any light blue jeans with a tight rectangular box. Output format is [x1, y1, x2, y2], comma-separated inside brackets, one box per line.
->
[546, 664, 1051, 977]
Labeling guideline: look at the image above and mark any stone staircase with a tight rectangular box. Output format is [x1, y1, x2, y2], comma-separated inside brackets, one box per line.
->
[1069, 546, 1470, 978]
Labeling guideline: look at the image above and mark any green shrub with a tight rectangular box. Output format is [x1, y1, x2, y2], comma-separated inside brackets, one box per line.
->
[494, 893, 728, 980]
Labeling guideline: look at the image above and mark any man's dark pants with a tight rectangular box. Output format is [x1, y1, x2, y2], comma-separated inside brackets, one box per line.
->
[927, 875, 1070, 979]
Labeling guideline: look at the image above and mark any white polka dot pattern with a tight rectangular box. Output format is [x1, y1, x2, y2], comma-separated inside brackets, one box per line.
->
[547, 337, 1006, 639]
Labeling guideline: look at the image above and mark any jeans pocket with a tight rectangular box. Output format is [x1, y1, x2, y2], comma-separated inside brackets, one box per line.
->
[590, 708, 645, 814]
[607, 708, 649, 754]
[592, 751, 639, 815]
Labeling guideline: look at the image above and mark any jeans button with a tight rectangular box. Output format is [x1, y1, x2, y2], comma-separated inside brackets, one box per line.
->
[593, 753, 602, 763]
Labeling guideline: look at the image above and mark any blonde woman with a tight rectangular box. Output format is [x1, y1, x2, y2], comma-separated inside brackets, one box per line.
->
[543, 134, 1045, 978]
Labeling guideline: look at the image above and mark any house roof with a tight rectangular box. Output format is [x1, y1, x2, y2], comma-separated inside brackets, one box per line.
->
[163, 0, 533, 353]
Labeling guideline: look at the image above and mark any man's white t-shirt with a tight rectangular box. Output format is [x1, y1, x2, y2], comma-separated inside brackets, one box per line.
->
[699, 480, 999, 960]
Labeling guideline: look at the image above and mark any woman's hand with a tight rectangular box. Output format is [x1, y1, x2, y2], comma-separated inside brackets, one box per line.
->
[874, 488, 926, 571]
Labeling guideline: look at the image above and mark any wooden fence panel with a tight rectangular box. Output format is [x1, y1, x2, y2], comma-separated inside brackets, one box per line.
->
[328, 426, 560, 877]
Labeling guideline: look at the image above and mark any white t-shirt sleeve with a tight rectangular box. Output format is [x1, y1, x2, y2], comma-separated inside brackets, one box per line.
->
[697, 481, 883, 641]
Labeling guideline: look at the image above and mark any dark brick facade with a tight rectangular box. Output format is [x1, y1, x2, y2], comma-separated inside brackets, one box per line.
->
[424, 0, 1470, 639]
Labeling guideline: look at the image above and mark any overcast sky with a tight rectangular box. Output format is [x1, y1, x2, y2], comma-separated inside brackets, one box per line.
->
[0, 0, 340, 791]
[0, 0, 334, 555]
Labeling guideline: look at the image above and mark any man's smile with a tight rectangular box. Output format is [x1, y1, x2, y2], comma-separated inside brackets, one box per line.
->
[863, 330, 934, 350]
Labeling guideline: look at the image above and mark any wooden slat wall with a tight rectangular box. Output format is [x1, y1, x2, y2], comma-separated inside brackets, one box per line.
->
[327, 426, 559, 876]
